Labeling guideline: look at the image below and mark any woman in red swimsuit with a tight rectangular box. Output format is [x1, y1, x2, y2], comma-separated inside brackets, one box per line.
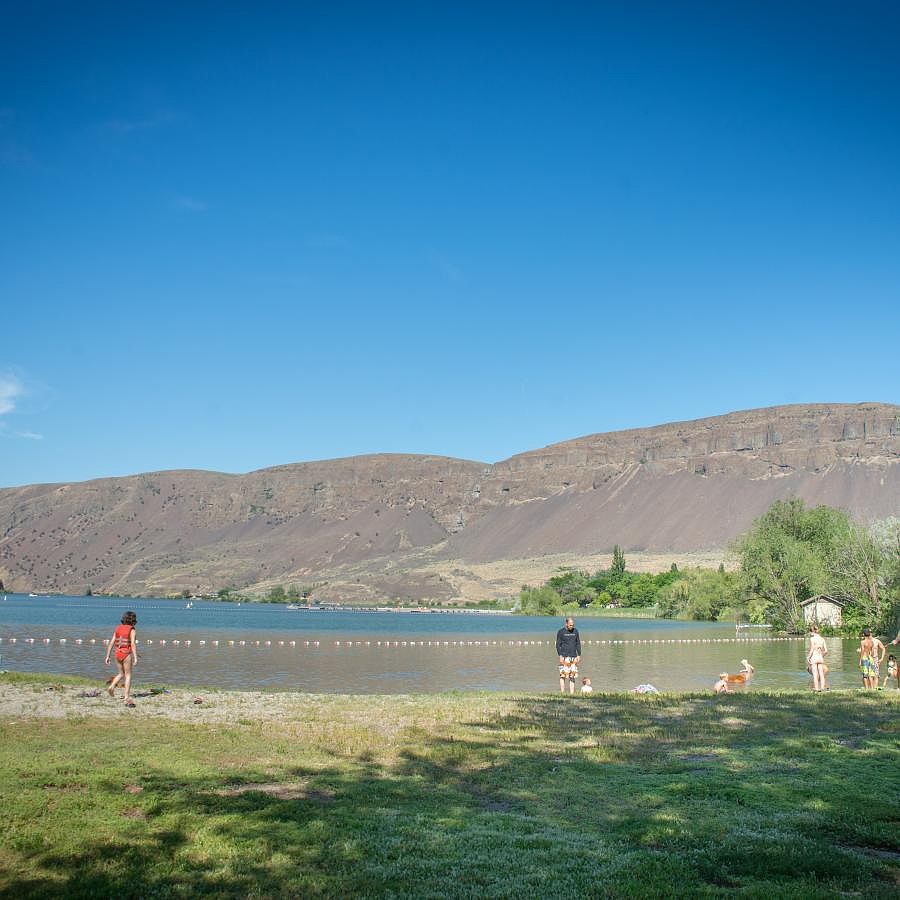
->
[105, 611, 138, 707]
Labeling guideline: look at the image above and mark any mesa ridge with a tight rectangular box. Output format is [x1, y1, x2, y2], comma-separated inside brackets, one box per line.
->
[1, 402, 897, 601]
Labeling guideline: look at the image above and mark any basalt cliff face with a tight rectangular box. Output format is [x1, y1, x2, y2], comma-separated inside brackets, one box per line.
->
[446, 402, 900, 562]
[1, 403, 898, 600]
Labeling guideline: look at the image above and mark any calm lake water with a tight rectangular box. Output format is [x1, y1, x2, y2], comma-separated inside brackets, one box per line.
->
[0, 594, 881, 694]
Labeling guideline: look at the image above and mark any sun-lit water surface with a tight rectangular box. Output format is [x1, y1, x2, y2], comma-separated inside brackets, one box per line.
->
[0, 594, 882, 694]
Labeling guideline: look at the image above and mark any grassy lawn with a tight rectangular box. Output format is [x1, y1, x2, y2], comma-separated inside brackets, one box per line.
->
[0, 676, 897, 898]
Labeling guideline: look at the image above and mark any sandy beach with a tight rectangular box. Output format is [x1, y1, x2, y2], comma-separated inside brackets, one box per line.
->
[0, 675, 501, 727]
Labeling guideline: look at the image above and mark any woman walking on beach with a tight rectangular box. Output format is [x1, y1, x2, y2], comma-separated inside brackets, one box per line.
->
[807, 624, 828, 692]
[105, 611, 138, 707]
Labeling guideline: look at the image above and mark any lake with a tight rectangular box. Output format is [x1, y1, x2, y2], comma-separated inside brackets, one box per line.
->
[0, 594, 877, 694]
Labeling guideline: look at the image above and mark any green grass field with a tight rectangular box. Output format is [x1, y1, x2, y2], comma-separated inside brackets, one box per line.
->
[0, 674, 897, 898]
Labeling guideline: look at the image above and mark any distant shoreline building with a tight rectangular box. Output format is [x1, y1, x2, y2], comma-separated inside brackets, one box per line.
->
[801, 594, 846, 628]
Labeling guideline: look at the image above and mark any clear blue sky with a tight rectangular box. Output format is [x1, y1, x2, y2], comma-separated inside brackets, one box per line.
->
[2, 2, 899, 487]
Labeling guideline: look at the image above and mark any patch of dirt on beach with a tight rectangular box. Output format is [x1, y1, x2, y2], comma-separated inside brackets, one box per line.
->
[0, 682, 332, 724]
[0, 681, 499, 733]
[214, 781, 334, 802]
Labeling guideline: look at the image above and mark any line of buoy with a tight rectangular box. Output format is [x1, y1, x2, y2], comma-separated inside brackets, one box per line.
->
[0, 635, 807, 648]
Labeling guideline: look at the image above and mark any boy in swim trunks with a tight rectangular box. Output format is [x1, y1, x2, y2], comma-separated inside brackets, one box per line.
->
[859, 630, 878, 690]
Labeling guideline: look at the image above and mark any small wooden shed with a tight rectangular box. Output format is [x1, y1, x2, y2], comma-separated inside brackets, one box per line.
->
[801, 594, 846, 628]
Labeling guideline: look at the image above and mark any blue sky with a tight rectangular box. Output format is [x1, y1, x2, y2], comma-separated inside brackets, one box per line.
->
[2, 2, 899, 487]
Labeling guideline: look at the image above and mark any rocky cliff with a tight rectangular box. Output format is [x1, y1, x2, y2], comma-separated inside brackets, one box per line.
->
[1, 403, 897, 599]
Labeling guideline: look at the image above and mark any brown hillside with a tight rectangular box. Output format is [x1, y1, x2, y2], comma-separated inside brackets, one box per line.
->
[1, 403, 897, 600]
[447, 402, 900, 559]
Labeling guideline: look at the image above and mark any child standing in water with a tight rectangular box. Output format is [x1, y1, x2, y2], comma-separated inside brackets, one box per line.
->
[883, 654, 899, 689]
[105, 611, 138, 707]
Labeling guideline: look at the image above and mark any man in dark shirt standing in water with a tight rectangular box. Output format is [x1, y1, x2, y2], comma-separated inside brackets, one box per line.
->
[556, 617, 582, 694]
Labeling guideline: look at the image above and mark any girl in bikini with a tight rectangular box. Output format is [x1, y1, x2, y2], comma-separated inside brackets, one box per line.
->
[105, 611, 138, 707]
[807, 624, 828, 692]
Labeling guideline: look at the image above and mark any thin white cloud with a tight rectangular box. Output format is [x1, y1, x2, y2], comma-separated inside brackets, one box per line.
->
[104, 109, 178, 135]
[172, 193, 208, 212]
[427, 250, 465, 284]
[0, 111, 37, 169]
[0, 139, 36, 168]
[0, 374, 24, 416]
[0, 372, 44, 440]
[306, 234, 351, 250]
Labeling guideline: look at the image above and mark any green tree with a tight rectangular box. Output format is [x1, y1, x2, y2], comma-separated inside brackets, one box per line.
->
[657, 568, 737, 620]
[829, 521, 885, 626]
[733, 500, 848, 631]
[547, 571, 596, 608]
[519, 586, 562, 615]
[625, 573, 657, 607]
[611, 545, 626, 576]
[266, 585, 287, 603]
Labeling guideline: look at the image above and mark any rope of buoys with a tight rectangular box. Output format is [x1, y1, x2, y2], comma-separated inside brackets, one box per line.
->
[0, 634, 808, 648]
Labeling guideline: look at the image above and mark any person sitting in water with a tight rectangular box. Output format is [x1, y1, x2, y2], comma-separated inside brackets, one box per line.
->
[714, 661, 755, 694]
[580, 677, 593, 694]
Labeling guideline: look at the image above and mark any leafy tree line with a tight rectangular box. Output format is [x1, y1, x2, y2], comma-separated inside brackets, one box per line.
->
[519, 545, 680, 615]
[727, 500, 899, 633]
[519, 504, 900, 634]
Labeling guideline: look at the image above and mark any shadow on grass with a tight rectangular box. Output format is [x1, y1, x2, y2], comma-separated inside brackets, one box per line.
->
[3, 692, 899, 898]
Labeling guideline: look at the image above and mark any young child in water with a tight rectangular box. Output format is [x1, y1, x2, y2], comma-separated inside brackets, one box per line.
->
[883, 654, 899, 689]
[105, 610, 138, 707]
[580, 677, 593, 694]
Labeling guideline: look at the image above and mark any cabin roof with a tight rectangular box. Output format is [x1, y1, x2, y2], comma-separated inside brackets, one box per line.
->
[800, 594, 846, 608]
